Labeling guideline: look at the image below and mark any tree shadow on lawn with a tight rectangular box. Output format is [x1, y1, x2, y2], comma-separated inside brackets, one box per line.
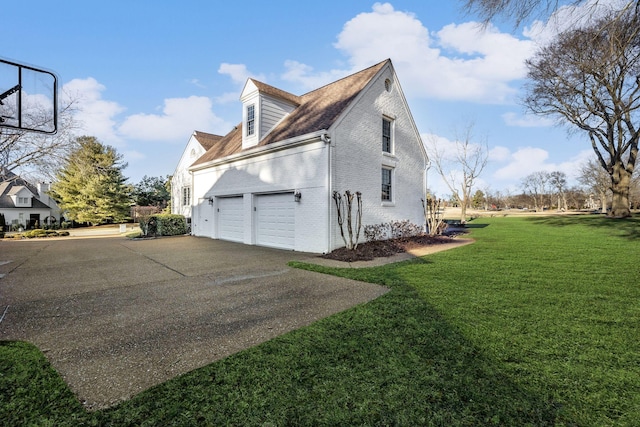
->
[98, 263, 568, 426]
[2, 260, 569, 425]
[526, 213, 640, 240]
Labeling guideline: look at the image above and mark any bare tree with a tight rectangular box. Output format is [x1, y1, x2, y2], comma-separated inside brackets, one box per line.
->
[578, 157, 612, 213]
[549, 170, 568, 211]
[462, 0, 638, 27]
[332, 190, 363, 250]
[426, 123, 489, 222]
[0, 90, 79, 181]
[522, 171, 551, 211]
[524, 9, 640, 217]
[422, 196, 446, 236]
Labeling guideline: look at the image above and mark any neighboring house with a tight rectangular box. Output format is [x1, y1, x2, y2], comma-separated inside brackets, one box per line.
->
[0, 168, 61, 229]
[173, 59, 428, 253]
[171, 131, 222, 220]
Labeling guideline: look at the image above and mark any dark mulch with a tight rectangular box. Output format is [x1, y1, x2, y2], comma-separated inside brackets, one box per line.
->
[322, 234, 463, 262]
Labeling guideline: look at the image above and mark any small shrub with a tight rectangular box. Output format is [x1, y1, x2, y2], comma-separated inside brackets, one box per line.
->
[23, 229, 48, 238]
[20, 229, 69, 239]
[145, 214, 188, 237]
[364, 223, 390, 242]
[389, 220, 422, 239]
[364, 220, 423, 242]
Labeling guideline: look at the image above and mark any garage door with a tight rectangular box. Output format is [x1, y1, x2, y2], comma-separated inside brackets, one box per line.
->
[218, 196, 244, 242]
[256, 193, 295, 250]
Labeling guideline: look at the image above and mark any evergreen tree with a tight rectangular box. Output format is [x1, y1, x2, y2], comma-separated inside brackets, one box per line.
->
[50, 136, 131, 225]
[133, 175, 171, 207]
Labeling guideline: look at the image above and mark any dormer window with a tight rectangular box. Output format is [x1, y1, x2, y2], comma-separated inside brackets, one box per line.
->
[246, 104, 255, 136]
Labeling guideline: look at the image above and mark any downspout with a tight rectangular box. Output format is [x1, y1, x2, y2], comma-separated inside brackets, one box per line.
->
[189, 169, 195, 235]
[323, 132, 332, 253]
[424, 158, 431, 231]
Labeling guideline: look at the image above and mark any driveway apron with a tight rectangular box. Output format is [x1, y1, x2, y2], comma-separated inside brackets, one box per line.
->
[0, 235, 388, 409]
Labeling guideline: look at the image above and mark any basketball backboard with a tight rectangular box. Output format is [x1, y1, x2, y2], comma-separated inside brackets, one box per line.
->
[0, 58, 57, 134]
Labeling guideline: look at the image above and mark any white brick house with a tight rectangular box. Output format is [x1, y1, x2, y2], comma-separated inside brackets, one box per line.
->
[172, 131, 222, 220]
[173, 59, 428, 253]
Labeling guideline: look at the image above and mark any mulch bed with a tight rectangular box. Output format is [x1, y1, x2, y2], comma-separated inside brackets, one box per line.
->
[322, 234, 464, 262]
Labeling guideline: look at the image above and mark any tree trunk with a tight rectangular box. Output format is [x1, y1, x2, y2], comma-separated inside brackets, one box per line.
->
[609, 163, 631, 218]
[599, 190, 607, 214]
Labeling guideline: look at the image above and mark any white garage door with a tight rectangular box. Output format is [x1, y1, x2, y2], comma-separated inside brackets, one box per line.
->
[256, 193, 295, 250]
[218, 196, 244, 242]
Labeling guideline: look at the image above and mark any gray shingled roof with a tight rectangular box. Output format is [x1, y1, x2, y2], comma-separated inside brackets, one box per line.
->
[191, 59, 389, 167]
[0, 168, 52, 209]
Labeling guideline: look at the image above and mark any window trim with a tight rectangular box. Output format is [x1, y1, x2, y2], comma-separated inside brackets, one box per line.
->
[381, 167, 393, 204]
[182, 186, 191, 207]
[382, 116, 393, 153]
[246, 104, 255, 137]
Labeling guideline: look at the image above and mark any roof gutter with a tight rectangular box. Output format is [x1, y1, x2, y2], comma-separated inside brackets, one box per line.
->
[189, 129, 329, 172]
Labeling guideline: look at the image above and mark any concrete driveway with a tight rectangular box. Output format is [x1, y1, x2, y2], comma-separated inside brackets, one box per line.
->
[0, 235, 387, 409]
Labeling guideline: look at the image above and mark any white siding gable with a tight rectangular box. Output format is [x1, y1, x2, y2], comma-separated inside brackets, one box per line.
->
[260, 95, 296, 138]
[240, 79, 296, 149]
[9, 186, 34, 207]
[172, 133, 208, 218]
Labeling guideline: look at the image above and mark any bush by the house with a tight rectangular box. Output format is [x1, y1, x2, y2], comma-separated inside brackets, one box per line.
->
[389, 219, 423, 239]
[364, 220, 423, 242]
[143, 214, 188, 237]
[364, 223, 390, 242]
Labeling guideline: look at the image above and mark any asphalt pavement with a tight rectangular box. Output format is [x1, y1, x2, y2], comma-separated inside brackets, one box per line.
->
[0, 235, 387, 409]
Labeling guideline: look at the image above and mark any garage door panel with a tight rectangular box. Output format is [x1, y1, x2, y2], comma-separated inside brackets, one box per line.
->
[256, 193, 295, 250]
[218, 197, 244, 242]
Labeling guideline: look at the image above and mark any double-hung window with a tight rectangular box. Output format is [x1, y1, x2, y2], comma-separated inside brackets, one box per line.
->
[382, 117, 392, 153]
[246, 104, 255, 136]
[182, 187, 191, 207]
[381, 168, 392, 202]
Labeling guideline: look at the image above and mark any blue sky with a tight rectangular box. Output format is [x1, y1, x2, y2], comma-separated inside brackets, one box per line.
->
[2, 0, 605, 196]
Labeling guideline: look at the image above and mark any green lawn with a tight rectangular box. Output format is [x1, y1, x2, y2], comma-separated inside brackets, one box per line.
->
[1, 215, 638, 426]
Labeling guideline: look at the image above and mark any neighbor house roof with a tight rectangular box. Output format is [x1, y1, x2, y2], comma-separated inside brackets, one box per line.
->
[191, 59, 389, 167]
[0, 169, 52, 209]
[193, 131, 224, 151]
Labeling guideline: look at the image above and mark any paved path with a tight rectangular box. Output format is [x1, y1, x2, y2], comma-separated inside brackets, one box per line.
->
[0, 236, 387, 409]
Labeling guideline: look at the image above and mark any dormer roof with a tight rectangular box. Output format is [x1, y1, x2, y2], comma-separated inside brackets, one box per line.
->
[192, 59, 389, 167]
[243, 80, 301, 106]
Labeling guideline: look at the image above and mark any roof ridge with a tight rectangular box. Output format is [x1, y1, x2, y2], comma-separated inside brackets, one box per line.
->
[249, 79, 301, 105]
[301, 59, 390, 97]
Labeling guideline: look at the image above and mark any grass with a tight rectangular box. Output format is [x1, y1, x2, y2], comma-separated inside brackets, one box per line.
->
[1, 215, 638, 425]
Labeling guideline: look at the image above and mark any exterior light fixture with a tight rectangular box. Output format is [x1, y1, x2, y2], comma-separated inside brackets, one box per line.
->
[294, 191, 302, 202]
[208, 197, 214, 205]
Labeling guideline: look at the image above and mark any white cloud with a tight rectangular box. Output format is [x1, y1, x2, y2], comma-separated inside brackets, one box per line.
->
[218, 63, 265, 85]
[187, 78, 206, 89]
[63, 77, 125, 145]
[330, 2, 534, 103]
[118, 96, 229, 142]
[281, 60, 348, 91]
[489, 146, 511, 162]
[216, 63, 268, 104]
[422, 132, 459, 161]
[502, 111, 555, 127]
[493, 147, 550, 181]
